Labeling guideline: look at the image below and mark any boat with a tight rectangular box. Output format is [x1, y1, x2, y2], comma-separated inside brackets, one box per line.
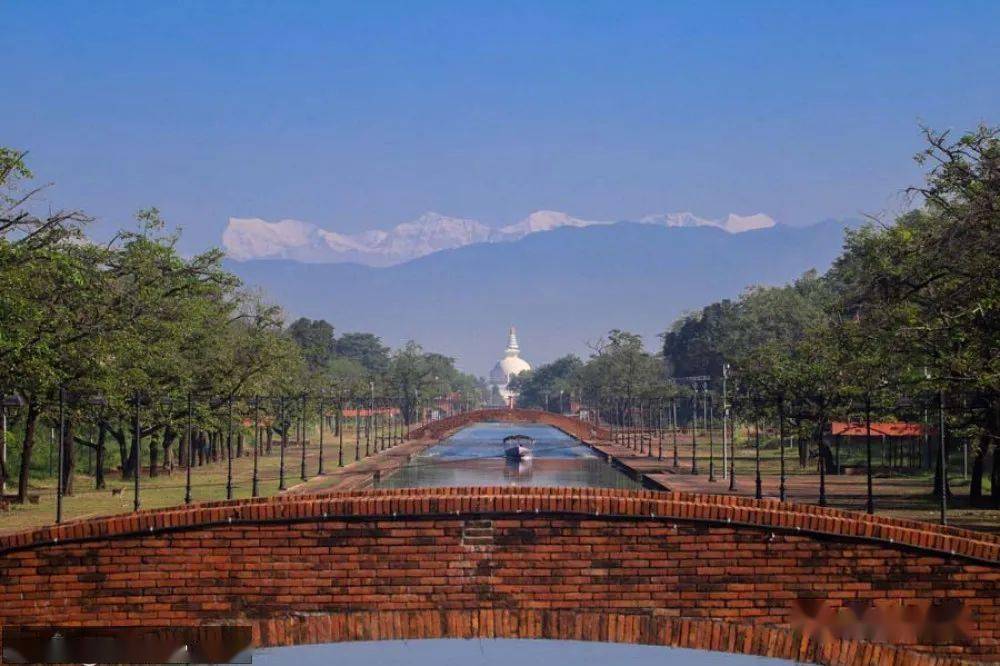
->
[503, 434, 534, 460]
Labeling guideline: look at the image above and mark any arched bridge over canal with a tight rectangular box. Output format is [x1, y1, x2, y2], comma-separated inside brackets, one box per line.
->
[410, 408, 608, 442]
[1, 487, 999, 664]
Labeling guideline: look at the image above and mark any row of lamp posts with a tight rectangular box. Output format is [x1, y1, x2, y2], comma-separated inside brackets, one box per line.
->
[0, 387, 438, 524]
[587, 365, 950, 525]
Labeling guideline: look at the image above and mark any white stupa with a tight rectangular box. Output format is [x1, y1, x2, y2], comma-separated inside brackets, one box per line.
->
[489, 326, 531, 406]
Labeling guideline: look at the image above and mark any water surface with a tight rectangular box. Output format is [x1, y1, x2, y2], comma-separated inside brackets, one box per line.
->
[376, 422, 641, 490]
[255, 639, 791, 665]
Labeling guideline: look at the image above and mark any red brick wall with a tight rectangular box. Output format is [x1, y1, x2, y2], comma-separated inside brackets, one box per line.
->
[1, 487, 998, 664]
[409, 408, 608, 441]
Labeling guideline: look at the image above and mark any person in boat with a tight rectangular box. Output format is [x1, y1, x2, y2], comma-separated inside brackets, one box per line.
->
[503, 434, 534, 460]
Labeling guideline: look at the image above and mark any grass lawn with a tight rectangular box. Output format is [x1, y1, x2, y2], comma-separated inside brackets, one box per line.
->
[0, 423, 395, 534]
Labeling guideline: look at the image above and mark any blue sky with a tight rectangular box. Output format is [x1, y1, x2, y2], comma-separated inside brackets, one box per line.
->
[6, 1, 999, 253]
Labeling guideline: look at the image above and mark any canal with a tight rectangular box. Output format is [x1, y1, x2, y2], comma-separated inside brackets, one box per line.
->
[271, 425, 790, 665]
[255, 638, 791, 665]
[375, 422, 642, 490]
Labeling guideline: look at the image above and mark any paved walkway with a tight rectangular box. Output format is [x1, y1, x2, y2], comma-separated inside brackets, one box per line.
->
[288, 436, 438, 493]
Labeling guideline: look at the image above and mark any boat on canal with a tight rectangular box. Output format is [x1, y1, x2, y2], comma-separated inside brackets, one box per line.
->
[503, 434, 534, 461]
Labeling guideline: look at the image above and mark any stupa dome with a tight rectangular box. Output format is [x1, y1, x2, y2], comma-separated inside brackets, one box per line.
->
[489, 326, 531, 404]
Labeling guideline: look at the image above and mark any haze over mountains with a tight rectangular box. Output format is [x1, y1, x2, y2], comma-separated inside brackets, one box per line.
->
[223, 210, 777, 266]
[225, 218, 854, 374]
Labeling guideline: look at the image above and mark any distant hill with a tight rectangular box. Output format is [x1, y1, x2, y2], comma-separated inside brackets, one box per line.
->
[222, 209, 776, 266]
[227, 220, 854, 374]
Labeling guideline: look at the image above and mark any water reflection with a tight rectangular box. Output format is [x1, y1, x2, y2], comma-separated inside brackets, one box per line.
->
[375, 422, 641, 490]
[255, 639, 792, 665]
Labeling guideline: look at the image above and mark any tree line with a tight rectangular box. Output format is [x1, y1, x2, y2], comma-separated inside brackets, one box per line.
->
[0, 148, 481, 504]
[513, 125, 999, 508]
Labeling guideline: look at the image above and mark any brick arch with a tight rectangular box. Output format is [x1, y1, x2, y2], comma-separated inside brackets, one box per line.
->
[1, 488, 998, 664]
[252, 609, 966, 665]
[409, 408, 608, 441]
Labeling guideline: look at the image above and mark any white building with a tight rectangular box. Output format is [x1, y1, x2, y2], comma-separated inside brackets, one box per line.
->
[489, 326, 531, 406]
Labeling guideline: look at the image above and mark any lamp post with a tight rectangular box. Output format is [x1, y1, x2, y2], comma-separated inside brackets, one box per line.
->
[865, 392, 873, 514]
[672, 376, 710, 474]
[354, 401, 361, 461]
[778, 397, 786, 502]
[924, 368, 947, 525]
[300, 394, 308, 482]
[723, 363, 733, 488]
[367, 381, 375, 456]
[251, 396, 261, 498]
[132, 392, 143, 512]
[691, 390, 699, 475]
[671, 397, 679, 467]
[317, 392, 326, 475]
[54, 390, 106, 523]
[227, 395, 235, 499]
[338, 395, 345, 467]
[938, 385, 947, 525]
[754, 417, 763, 500]
[57, 388, 66, 523]
[708, 394, 716, 482]
[1, 393, 25, 496]
[278, 397, 287, 491]
[185, 393, 194, 504]
[657, 398, 663, 460]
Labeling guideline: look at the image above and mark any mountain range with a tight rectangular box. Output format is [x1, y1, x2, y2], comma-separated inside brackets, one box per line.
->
[223, 210, 777, 266]
[226, 219, 854, 374]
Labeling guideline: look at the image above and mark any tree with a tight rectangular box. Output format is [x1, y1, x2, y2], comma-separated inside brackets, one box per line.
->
[287, 318, 336, 373]
[512, 355, 584, 411]
[577, 330, 664, 424]
[334, 332, 390, 376]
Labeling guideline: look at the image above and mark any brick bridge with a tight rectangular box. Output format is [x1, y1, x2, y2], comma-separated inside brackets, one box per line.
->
[410, 408, 608, 441]
[2, 487, 999, 664]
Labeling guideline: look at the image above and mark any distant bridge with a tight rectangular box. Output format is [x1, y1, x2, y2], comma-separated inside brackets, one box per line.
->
[1, 486, 999, 664]
[410, 408, 609, 442]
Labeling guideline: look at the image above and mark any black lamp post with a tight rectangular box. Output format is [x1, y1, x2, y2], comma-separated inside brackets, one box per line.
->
[366, 381, 374, 456]
[754, 418, 763, 500]
[132, 391, 144, 513]
[317, 392, 326, 475]
[864, 392, 874, 514]
[818, 429, 827, 507]
[54, 390, 107, 522]
[185, 392, 194, 504]
[671, 397, 679, 467]
[778, 398, 787, 502]
[725, 365, 736, 491]
[57, 388, 66, 523]
[300, 394, 308, 482]
[657, 399, 663, 460]
[208, 395, 236, 499]
[938, 385, 947, 525]
[708, 394, 716, 482]
[337, 397, 345, 467]
[672, 376, 709, 474]
[1, 393, 25, 497]
[227, 395, 235, 499]
[691, 390, 699, 475]
[278, 397, 287, 491]
[251, 396, 261, 498]
[354, 402, 361, 461]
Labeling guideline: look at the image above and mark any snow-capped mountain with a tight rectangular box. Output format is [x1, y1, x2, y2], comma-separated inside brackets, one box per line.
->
[497, 210, 606, 239]
[223, 209, 776, 266]
[637, 212, 776, 233]
[224, 212, 492, 266]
